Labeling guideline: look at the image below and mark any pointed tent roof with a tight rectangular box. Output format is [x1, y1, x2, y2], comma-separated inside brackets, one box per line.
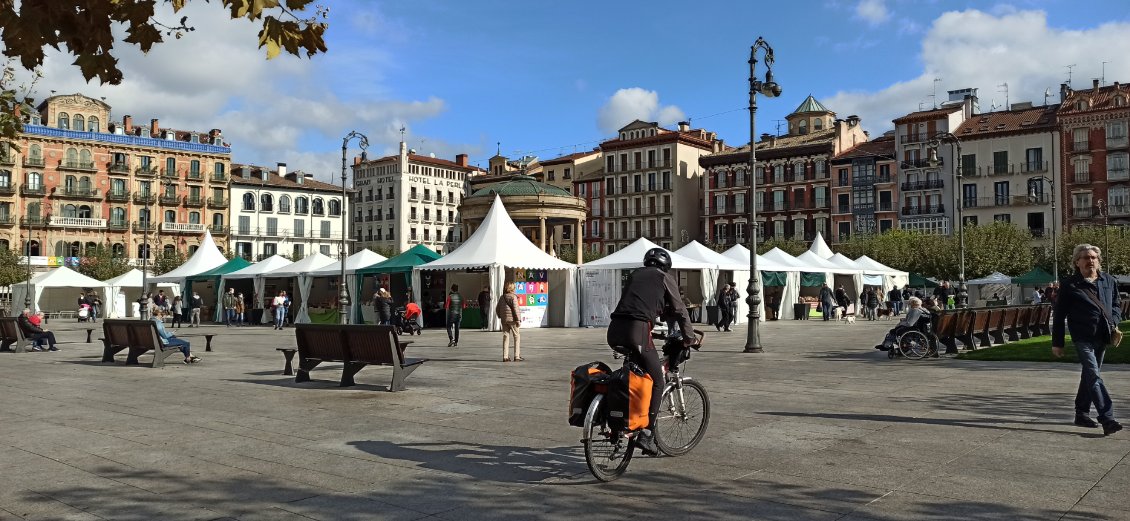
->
[827, 252, 863, 270]
[418, 196, 574, 270]
[796, 250, 857, 273]
[965, 271, 1014, 285]
[263, 252, 337, 278]
[185, 257, 252, 282]
[807, 232, 834, 259]
[310, 249, 388, 276]
[580, 238, 713, 270]
[761, 247, 807, 270]
[356, 244, 441, 276]
[792, 95, 830, 114]
[222, 255, 292, 279]
[675, 241, 748, 270]
[719, 244, 796, 272]
[104, 268, 186, 287]
[855, 255, 904, 275]
[150, 231, 228, 282]
[24, 265, 107, 288]
[1011, 267, 1055, 285]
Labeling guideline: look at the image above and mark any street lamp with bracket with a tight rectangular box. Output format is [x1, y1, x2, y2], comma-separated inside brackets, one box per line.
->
[744, 36, 782, 354]
[340, 131, 369, 325]
[1027, 176, 1058, 281]
[926, 132, 967, 308]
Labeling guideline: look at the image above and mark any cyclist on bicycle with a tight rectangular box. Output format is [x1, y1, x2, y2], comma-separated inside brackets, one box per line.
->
[607, 247, 695, 455]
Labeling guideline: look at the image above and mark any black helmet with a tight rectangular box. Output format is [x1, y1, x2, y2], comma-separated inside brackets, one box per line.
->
[643, 247, 672, 272]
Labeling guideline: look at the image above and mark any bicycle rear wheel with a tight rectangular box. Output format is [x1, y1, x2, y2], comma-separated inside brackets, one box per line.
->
[899, 331, 930, 359]
[583, 395, 633, 481]
[654, 378, 710, 456]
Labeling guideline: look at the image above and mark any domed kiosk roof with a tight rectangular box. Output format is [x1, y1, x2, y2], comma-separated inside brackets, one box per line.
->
[470, 174, 571, 198]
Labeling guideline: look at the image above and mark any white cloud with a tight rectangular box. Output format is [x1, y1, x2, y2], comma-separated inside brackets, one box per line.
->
[597, 88, 686, 134]
[824, 9, 1130, 135]
[855, 0, 891, 25]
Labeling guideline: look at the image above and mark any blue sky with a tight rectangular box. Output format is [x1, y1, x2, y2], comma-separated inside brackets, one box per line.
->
[19, 0, 1130, 181]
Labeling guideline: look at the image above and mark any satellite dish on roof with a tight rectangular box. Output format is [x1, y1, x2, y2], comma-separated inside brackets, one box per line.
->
[429, 153, 436, 158]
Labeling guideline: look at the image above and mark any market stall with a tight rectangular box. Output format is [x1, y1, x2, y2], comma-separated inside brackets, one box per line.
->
[305, 249, 387, 324]
[149, 231, 229, 294]
[720, 244, 802, 321]
[101, 269, 182, 318]
[354, 244, 441, 324]
[220, 255, 293, 323]
[257, 253, 338, 324]
[12, 266, 107, 316]
[181, 257, 252, 322]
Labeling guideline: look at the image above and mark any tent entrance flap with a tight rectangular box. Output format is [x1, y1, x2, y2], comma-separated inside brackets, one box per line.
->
[762, 271, 787, 287]
[800, 272, 826, 287]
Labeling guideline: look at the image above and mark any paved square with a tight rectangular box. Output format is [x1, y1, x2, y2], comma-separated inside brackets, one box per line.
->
[1, 319, 1129, 520]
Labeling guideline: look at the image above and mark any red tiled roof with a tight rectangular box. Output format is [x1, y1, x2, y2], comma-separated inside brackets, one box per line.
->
[892, 105, 962, 124]
[541, 149, 600, 166]
[1059, 83, 1130, 116]
[230, 164, 347, 193]
[600, 129, 715, 152]
[833, 135, 896, 160]
[953, 105, 1058, 139]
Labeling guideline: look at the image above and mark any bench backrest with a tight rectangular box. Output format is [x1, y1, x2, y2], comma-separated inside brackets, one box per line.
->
[103, 319, 135, 347]
[1038, 305, 1051, 326]
[342, 325, 401, 365]
[0, 317, 23, 341]
[1001, 307, 1019, 329]
[1015, 307, 1031, 328]
[295, 323, 347, 360]
[934, 312, 957, 337]
[972, 309, 992, 331]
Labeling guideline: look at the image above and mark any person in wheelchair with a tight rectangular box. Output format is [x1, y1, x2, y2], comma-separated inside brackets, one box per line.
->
[875, 297, 927, 351]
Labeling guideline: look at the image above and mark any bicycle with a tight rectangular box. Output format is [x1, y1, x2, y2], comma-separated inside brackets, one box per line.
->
[580, 329, 710, 482]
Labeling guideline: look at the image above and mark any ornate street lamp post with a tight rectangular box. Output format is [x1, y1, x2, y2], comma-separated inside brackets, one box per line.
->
[744, 37, 782, 354]
[927, 132, 967, 307]
[1028, 175, 1058, 281]
[340, 131, 369, 325]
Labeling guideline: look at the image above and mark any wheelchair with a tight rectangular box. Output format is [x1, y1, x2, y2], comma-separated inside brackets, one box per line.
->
[888, 314, 939, 360]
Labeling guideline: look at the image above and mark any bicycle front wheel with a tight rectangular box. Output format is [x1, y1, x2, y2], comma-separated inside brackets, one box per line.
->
[583, 395, 633, 482]
[654, 378, 710, 456]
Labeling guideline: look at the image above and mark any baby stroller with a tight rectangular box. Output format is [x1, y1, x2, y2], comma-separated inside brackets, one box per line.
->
[392, 307, 422, 336]
[78, 304, 92, 323]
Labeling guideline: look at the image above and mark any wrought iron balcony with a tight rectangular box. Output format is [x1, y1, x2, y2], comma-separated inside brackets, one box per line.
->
[184, 196, 205, 208]
[20, 216, 46, 226]
[20, 184, 46, 196]
[136, 166, 158, 177]
[0, 184, 14, 196]
[23, 157, 44, 167]
[212, 172, 227, 182]
[108, 162, 130, 174]
[208, 225, 229, 235]
[159, 194, 181, 206]
[59, 160, 96, 171]
[132, 221, 156, 233]
[108, 220, 128, 231]
[133, 193, 156, 205]
[55, 187, 102, 200]
[106, 190, 130, 203]
[0, 215, 14, 225]
[207, 196, 228, 209]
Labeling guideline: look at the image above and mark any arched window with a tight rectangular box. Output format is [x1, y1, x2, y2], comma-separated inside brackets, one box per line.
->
[77, 205, 92, 218]
[27, 172, 42, 189]
[189, 211, 200, 224]
[29, 144, 41, 160]
[111, 243, 125, 257]
[26, 240, 40, 256]
[312, 198, 324, 215]
[62, 204, 77, 217]
[328, 199, 341, 216]
[67, 241, 80, 257]
[295, 196, 309, 214]
[188, 245, 199, 255]
[58, 112, 70, 129]
[166, 157, 176, 176]
[814, 118, 823, 130]
[27, 202, 41, 216]
[164, 210, 176, 223]
[242, 192, 255, 211]
[111, 207, 126, 225]
[65, 148, 78, 164]
[85, 242, 97, 255]
[88, 116, 100, 133]
[64, 175, 76, 192]
[163, 244, 175, 255]
[212, 213, 224, 226]
[261, 193, 273, 212]
[137, 243, 150, 259]
[79, 176, 91, 192]
[73, 114, 85, 131]
[0, 239, 7, 250]
[279, 195, 291, 213]
[0, 170, 9, 188]
[80, 149, 92, 165]
[798, 120, 808, 135]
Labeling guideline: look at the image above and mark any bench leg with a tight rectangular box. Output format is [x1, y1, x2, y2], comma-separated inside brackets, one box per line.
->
[0, 340, 12, 352]
[990, 329, 1006, 345]
[390, 363, 422, 392]
[341, 362, 366, 387]
[13, 340, 29, 354]
[1006, 327, 1019, 342]
[205, 335, 214, 352]
[86, 330, 93, 343]
[295, 359, 321, 383]
[125, 347, 146, 366]
[281, 350, 296, 376]
[940, 336, 958, 354]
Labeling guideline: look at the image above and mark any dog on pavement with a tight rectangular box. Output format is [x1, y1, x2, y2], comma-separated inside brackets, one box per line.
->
[833, 307, 856, 324]
[876, 307, 894, 321]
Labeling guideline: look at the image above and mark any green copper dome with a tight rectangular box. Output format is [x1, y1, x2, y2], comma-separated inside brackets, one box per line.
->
[792, 95, 830, 114]
[470, 174, 571, 197]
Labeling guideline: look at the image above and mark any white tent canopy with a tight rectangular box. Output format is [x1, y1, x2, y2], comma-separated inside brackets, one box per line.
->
[256, 252, 338, 324]
[149, 231, 228, 290]
[807, 232, 835, 259]
[853, 255, 910, 296]
[966, 272, 1014, 285]
[414, 196, 578, 330]
[714, 244, 802, 321]
[12, 266, 108, 314]
[101, 269, 179, 318]
[583, 238, 714, 270]
[221, 255, 294, 323]
[307, 249, 387, 323]
[761, 248, 808, 270]
[579, 239, 712, 327]
[674, 241, 746, 324]
[675, 241, 748, 270]
[855, 255, 903, 274]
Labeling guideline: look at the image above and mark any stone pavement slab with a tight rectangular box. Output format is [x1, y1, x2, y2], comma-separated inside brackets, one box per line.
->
[0, 319, 1128, 520]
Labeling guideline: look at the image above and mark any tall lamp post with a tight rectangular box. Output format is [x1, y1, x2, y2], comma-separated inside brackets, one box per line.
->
[23, 229, 34, 309]
[1096, 199, 1109, 268]
[744, 37, 782, 354]
[138, 185, 155, 320]
[340, 131, 369, 325]
[1027, 175, 1058, 281]
[927, 132, 967, 307]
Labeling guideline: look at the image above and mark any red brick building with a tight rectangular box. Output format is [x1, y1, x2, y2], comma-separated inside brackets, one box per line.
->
[829, 133, 898, 243]
[1059, 80, 1130, 231]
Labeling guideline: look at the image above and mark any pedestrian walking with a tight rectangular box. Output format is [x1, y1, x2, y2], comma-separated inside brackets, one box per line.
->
[222, 288, 237, 327]
[497, 282, 522, 362]
[374, 288, 392, 325]
[715, 282, 737, 331]
[189, 291, 202, 327]
[445, 284, 464, 347]
[171, 296, 184, 328]
[1053, 243, 1123, 436]
[235, 293, 246, 326]
[819, 282, 835, 321]
[272, 291, 288, 330]
[477, 286, 491, 331]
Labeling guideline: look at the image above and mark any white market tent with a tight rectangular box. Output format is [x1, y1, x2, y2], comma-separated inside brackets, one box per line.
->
[12, 266, 107, 314]
[414, 196, 577, 330]
[256, 252, 338, 324]
[965, 271, 1020, 304]
[307, 249, 387, 323]
[808, 232, 836, 259]
[221, 255, 294, 323]
[854, 255, 910, 296]
[101, 269, 180, 318]
[721, 244, 803, 320]
[149, 231, 228, 290]
[579, 238, 713, 327]
[675, 241, 747, 324]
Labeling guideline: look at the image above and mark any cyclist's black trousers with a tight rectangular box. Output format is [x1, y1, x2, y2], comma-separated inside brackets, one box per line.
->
[607, 318, 664, 430]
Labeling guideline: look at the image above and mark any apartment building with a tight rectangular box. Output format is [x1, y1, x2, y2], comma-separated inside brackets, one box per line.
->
[829, 133, 898, 243]
[540, 149, 601, 255]
[598, 120, 722, 252]
[1059, 80, 1130, 232]
[892, 89, 978, 235]
[700, 96, 866, 247]
[350, 142, 484, 255]
[2, 93, 230, 265]
[229, 163, 349, 260]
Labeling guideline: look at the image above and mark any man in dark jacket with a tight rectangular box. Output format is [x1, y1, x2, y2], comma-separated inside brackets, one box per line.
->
[888, 287, 904, 316]
[1053, 243, 1123, 436]
[477, 286, 491, 331]
[18, 309, 58, 351]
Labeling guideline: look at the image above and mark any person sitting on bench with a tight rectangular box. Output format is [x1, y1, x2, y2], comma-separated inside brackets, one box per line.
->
[875, 297, 925, 351]
[152, 316, 201, 364]
[18, 309, 59, 352]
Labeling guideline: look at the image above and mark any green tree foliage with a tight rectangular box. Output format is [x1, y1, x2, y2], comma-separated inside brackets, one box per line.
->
[756, 238, 807, 257]
[371, 245, 400, 259]
[1041, 226, 1130, 277]
[73, 245, 132, 281]
[152, 250, 187, 274]
[556, 245, 607, 264]
[0, 247, 28, 287]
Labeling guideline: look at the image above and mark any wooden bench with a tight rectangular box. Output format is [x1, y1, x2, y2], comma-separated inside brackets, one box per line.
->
[1037, 304, 1052, 336]
[100, 319, 183, 368]
[933, 311, 959, 354]
[293, 323, 425, 391]
[0, 317, 32, 353]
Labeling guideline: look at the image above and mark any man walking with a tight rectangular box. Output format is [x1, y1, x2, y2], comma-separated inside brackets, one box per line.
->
[477, 286, 491, 331]
[445, 284, 464, 347]
[715, 283, 736, 332]
[1053, 244, 1123, 436]
[189, 291, 203, 327]
[819, 282, 835, 321]
[222, 288, 237, 327]
[888, 286, 903, 316]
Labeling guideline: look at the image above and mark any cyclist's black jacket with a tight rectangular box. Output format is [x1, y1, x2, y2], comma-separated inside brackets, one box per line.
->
[610, 266, 693, 338]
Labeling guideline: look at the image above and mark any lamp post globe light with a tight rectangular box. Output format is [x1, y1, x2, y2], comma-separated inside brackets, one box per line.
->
[340, 131, 369, 325]
[744, 36, 782, 354]
[927, 132, 967, 308]
[1027, 176, 1058, 281]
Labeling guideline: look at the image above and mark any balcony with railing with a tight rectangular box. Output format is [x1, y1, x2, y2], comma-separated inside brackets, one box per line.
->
[184, 196, 205, 208]
[20, 216, 46, 226]
[835, 204, 851, 214]
[108, 220, 128, 231]
[187, 169, 204, 182]
[212, 172, 227, 182]
[958, 165, 979, 177]
[1020, 160, 1049, 173]
[901, 204, 945, 215]
[48, 216, 107, 229]
[135, 166, 158, 177]
[1074, 171, 1091, 184]
[901, 158, 935, 169]
[132, 221, 156, 233]
[877, 201, 894, 212]
[159, 193, 181, 206]
[900, 179, 945, 191]
[23, 156, 44, 167]
[132, 193, 156, 205]
[20, 184, 46, 197]
[1109, 165, 1130, 181]
[55, 187, 102, 200]
[1073, 207, 1094, 219]
[1072, 140, 1090, 153]
[207, 196, 228, 209]
[615, 159, 672, 173]
[160, 222, 206, 234]
[0, 215, 14, 225]
[0, 184, 14, 196]
[209, 225, 229, 235]
[987, 164, 1014, 176]
[59, 160, 96, 171]
[108, 162, 130, 175]
[1107, 135, 1129, 149]
[1109, 204, 1130, 216]
[899, 132, 927, 144]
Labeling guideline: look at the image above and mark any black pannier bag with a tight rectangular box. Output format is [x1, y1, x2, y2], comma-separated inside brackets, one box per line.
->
[568, 361, 612, 426]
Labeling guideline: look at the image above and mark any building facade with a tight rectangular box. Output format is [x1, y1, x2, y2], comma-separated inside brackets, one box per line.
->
[1059, 80, 1130, 232]
[829, 133, 898, 243]
[540, 149, 601, 255]
[229, 163, 350, 261]
[700, 97, 866, 247]
[949, 104, 1061, 242]
[2, 93, 230, 264]
[350, 142, 483, 255]
[598, 120, 722, 252]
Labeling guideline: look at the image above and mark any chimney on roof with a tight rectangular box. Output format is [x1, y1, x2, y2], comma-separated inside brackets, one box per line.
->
[123, 115, 133, 133]
[1010, 101, 1033, 110]
[456, 153, 468, 167]
[677, 121, 690, 132]
[293, 169, 304, 184]
[713, 138, 724, 153]
[768, 135, 777, 147]
[847, 115, 860, 127]
[1094, 78, 1101, 91]
[1116, 82, 1121, 90]
[150, 118, 159, 136]
[303, 173, 314, 185]
[277, 162, 287, 180]
[760, 133, 772, 141]
[1060, 83, 1071, 103]
[353, 155, 363, 166]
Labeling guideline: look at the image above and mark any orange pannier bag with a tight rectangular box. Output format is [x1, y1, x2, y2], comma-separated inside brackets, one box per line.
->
[625, 362, 654, 431]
